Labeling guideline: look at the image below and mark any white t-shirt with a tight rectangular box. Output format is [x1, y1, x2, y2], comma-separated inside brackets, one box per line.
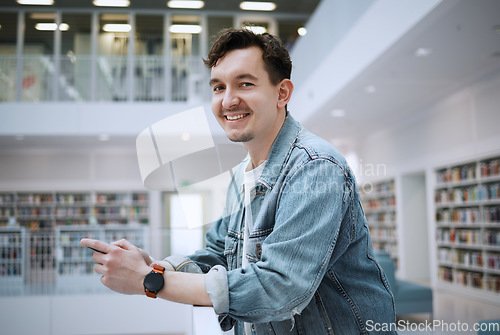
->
[242, 160, 266, 334]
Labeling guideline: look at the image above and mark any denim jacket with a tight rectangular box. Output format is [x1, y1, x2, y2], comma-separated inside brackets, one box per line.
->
[166, 114, 396, 334]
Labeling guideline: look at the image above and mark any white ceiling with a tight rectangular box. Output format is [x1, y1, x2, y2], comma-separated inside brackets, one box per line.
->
[301, 0, 500, 153]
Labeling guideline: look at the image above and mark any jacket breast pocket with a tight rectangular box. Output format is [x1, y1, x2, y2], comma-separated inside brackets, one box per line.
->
[246, 228, 273, 263]
[224, 233, 239, 270]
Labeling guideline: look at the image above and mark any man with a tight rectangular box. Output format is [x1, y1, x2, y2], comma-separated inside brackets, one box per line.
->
[81, 28, 396, 334]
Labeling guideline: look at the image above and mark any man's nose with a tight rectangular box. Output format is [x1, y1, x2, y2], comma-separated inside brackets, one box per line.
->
[222, 89, 240, 109]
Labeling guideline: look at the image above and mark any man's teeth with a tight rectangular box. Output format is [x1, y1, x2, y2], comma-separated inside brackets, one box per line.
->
[226, 114, 247, 121]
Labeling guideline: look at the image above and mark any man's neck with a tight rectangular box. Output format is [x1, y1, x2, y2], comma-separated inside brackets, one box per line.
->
[245, 111, 286, 169]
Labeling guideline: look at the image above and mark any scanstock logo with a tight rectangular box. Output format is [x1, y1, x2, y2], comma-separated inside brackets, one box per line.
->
[136, 106, 247, 228]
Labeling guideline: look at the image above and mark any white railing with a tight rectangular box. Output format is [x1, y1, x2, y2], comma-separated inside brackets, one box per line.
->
[0, 54, 211, 103]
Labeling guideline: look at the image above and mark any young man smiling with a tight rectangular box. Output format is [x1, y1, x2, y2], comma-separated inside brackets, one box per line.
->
[81, 28, 396, 334]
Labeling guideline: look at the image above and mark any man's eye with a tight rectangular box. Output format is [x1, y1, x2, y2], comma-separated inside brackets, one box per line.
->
[241, 82, 253, 87]
[213, 85, 224, 92]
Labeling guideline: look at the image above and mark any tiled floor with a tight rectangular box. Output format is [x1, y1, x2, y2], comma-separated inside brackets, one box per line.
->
[397, 289, 500, 334]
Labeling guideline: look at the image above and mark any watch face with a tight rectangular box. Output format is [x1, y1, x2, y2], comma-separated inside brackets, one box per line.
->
[144, 272, 164, 292]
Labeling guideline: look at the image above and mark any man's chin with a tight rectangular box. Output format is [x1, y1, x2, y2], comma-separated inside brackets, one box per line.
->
[227, 133, 254, 143]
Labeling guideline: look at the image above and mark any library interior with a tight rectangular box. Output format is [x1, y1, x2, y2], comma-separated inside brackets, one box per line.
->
[1, 0, 500, 334]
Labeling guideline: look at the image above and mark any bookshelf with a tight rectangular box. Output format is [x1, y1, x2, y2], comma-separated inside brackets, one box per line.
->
[360, 179, 399, 267]
[0, 226, 25, 285]
[435, 155, 500, 302]
[0, 190, 149, 291]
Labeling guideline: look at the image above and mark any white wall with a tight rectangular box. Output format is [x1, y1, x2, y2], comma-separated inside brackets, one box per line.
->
[355, 68, 500, 286]
[355, 69, 500, 177]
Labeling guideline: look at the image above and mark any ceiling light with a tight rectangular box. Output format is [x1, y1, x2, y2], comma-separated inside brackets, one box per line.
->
[364, 85, 376, 93]
[35, 23, 69, 31]
[297, 27, 307, 36]
[330, 109, 346, 118]
[93, 0, 130, 7]
[99, 134, 110, 141]
[103, 24, 131, 32]
[414, 47, 432, 57]
[100, 14, 129, 21]
[169, 24, 202, 34]
[242, 26, 267, 34]
[240, 1, 276, 11]
[17, 0, 53, 5]
[30, 13, 56, 19]
[167, 1, 204, 9]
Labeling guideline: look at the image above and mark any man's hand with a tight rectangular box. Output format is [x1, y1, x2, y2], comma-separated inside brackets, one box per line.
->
[80, 238, 151, 295]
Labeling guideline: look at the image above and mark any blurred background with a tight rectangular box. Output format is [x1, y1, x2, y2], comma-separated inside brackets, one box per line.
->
[0, 0, 500, 334]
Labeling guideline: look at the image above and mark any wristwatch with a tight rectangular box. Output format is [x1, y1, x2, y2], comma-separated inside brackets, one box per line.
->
[143, 264, 165, 298]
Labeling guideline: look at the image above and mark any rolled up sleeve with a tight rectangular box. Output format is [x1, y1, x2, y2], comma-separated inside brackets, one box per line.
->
[205, 265, 229, 315]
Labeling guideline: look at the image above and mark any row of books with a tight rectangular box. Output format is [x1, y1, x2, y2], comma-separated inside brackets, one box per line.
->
[0, 263, 21, 276]
[437, 228, 482, 245]
[362, 196, 396, 210]
[58, 262, 95, 275]
[436, 164, 476, 184]
[436, 206, 500, 223]
[1, 192, 148, 205]
[369, 227, 397, 240]
[7, 206, 148, 223]
[438, 248, 483, 267]
[1, 247, 22, 260]
[435, 183, 500, 204]
[438, 249, 500, 270]
[436, 207, 480, 223]
[365, 212, 396, 224]
[437, 228, 500, 246]
[480, 159, 500, 178]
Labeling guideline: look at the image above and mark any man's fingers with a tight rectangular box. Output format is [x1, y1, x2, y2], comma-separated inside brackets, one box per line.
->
[80, 238, 112, 253]
[111, 239, 136, 250]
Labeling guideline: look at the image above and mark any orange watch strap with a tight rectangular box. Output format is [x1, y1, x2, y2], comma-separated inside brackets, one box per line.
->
[145, 290, 157, 298]
[152, 264, 165, 274]
[145, 264, 165, 298]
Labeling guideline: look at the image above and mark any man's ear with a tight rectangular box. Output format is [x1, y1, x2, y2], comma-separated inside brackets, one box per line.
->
[277, 79, 294, 109]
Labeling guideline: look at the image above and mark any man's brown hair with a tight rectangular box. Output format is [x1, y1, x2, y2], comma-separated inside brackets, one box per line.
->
[204, 28, 292, 86]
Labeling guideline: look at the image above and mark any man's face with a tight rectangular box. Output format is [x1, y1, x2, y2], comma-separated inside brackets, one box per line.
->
[209, 46, 283, 145]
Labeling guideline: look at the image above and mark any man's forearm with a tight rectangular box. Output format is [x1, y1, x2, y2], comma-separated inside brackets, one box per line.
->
[156, 271, 212, 306]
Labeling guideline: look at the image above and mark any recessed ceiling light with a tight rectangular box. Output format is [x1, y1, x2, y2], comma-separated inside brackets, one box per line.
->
[167, 1, 204, 9]
[93, 0, 130, 7]
[414, 47, 433, 57]
[103, 24, 131, 32]
[242, 26, 267, 34]
[35, 23, 69, 31]
[30, 13, 56, 19]
[240, 1, 276, 11]
[17, 0, 53, 5]
[330, 109, 346, 118]
[297, 27, 307, 36]
[169, 24, 202, 34]
[99, 134, 110, 141]
[364, 85, 376, 93]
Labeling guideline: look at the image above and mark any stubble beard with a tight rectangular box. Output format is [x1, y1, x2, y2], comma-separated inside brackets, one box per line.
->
[228, 132, 254, 143]
[222, 107, 254, 143]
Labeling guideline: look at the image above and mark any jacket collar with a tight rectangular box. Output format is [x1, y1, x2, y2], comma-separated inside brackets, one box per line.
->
[258, 112, 301, 189]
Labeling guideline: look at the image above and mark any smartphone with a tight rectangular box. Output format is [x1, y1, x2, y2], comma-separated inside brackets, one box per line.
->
[88, 247, 105, 254]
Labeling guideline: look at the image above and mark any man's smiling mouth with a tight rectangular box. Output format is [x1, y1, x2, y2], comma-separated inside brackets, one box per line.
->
[225, 113, 250, 121]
